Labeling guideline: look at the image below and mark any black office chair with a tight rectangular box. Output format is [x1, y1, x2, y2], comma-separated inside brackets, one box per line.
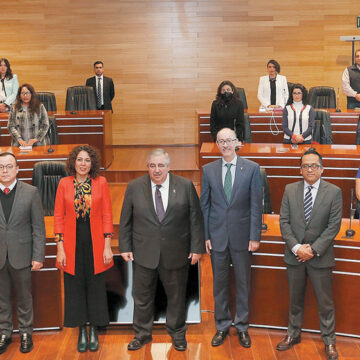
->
[236, 87, 248, 110]
[65, 86, 97, 111]
[243, 113, 252, 143]
[287, 82, 295, 95]
[32, 161, 68, 216]
[260, 168, 272, 214]
[308, 86, 336, 109]
[47, 115, 59, 145]
[312, 110, 332, 144]
[36, 92, 57, 112]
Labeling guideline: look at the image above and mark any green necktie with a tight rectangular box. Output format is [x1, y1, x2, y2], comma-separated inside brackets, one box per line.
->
[224, 163, 233, 203]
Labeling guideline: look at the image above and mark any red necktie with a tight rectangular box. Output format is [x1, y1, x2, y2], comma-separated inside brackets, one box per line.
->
[4, 188, 10, 195]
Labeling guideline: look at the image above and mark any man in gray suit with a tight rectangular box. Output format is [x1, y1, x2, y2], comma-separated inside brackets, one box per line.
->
[0, 152, 46, 354]
[119, 149, 205, 351]
[276, 148, 342, 360]
[200, 128, 262, 348]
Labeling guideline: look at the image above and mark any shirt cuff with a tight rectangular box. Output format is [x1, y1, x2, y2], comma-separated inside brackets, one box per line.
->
[292, 244, 301, 255]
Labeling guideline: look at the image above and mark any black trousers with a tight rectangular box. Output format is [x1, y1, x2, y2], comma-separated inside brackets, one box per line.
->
[63, 220, 109, 327]
[287, 263, 336, 345]
[132, 261, 189, 341]
[0, 260, 33, 336]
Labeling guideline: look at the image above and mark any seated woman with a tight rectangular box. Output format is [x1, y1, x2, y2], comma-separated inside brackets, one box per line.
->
[210, 80, 244, 142]
[257, 59, 289, 111]
[8, 83, 49, 147]
[282, 83, 315, 144]
[0, 58, 19, 112]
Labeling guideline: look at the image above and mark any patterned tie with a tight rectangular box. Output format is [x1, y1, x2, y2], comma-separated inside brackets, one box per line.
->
[96, 77, 102, 109]
[304, 185, 313, 223]
[155, 185, 165, 222]
[4, 188, 10, 195]
[1, 78, 6, 96]
[224, 163, 233, 203]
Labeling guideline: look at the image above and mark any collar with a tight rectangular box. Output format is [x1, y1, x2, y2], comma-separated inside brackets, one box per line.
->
[96, 75, 104, 80]
[0, 179, 17, 192]
[151, 173, 170, 189]
[222, 155, 237, 167]
[304, 178, 320, 191]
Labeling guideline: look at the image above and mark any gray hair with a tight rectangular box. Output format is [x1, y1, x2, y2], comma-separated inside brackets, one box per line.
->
[146, 148, 170, 166]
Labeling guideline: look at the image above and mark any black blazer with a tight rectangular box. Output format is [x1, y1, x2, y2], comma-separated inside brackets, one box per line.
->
[86, 76, 115, 111]
[118, 173, 205, 270]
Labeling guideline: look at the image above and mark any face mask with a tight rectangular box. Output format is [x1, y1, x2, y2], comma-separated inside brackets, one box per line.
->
[222, 92, 233, 101]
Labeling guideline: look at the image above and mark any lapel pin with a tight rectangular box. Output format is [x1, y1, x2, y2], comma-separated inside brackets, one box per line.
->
[173, 189, 176, 193]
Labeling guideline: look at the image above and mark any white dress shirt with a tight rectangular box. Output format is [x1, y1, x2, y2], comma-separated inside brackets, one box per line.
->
[342, 64, 360, 98]
[0, 179, 17, 193]
[95, 75, 104, 105]
[291, 178, 320, 255]
[151, 173, 170, 212]
[221, 156, 237, 186]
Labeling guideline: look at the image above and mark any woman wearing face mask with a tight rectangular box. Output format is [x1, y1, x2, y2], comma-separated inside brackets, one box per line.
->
[210, 80, 244, 142]
[257, 59, 289, 111]
[282, 83, 315, 144]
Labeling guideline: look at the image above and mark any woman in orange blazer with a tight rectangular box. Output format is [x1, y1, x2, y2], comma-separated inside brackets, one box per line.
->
[54, 145, 113, 353]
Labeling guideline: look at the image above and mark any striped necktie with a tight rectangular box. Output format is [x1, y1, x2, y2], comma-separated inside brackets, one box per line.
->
[96, 77, 102, 109]
[304, 185, 313, 223]
[224, 163, 233, 203]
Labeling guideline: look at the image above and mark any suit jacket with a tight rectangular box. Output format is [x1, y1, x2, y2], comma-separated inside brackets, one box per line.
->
[54, 176, 114, 275]
[86, 76, 115, 111]
[200, 155, 262, 252]
[280, 179, 342, 268]
[0, 181, 46, 270]
[118, 173, 205, 270]
[257, 74, 289, 110]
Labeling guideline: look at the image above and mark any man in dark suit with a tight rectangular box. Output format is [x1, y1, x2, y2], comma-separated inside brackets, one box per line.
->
[119, 149, 205, 351]
[85, 61, 115, 111]
[276, 148, 342, 360]
[0, 152, 46, 354]
[200, 128, 262, 348]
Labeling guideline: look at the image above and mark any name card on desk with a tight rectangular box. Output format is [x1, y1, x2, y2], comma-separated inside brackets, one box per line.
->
[19, 146, 33, 152]
[331, 145, 357, 150]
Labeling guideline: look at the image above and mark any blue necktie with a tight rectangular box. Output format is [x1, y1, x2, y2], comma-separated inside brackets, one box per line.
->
[304, 186, 313, 223]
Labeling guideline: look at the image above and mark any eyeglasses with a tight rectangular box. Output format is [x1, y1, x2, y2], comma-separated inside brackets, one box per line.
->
[217, 138, 237, 146]
[301, 164, 321, 170]
[0, 164, 15, 171]
[21, 92, 31, 96]
[293, 92, 303, 95]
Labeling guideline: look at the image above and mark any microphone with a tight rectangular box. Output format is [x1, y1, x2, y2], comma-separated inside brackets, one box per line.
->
[261, 186, 268, 232]
[47, 121, 54, 153]
[345, 188, 356, 237]
[335, 88, 341, 112]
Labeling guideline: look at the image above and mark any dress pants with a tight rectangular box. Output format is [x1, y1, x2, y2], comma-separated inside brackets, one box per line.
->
[211, 247, 251, 332]
[132, 260, 189, 341]
[287, 263, 336, 345]
[0, 259, 33, 337]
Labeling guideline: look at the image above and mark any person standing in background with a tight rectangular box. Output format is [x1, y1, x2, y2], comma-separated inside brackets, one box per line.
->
[0, 58, 19, 113]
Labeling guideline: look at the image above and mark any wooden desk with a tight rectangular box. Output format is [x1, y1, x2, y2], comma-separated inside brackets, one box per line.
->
[243, 215, 360, 337]
[197, 109, 360, 146]
[0, 110, 112, 157]
[0, 144, 82, 182]
[200, 142, 360, 217]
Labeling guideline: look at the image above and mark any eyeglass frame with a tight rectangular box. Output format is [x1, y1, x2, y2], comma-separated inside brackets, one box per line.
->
[300, 163, 322, 170]
[0, 164, 16, 171]
[216, 138, 237, 146]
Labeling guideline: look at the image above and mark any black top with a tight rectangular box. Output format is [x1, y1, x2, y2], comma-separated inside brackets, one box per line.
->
[270, 78, 276, 105]
[0, 183, 17, 223]
[210, 99, 244, 142]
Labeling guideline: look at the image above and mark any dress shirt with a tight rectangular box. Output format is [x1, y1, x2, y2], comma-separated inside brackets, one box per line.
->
[95, 75, 104, 106]
[151, 173, 170, 213]
[342, 64, 360, 98]
[292, 178, 320, 255]
[0, 179, 17, 193]
[221, 155, 237, 187]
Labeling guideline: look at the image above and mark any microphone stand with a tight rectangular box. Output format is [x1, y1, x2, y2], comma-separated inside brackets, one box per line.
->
[345, 188, 356, 237]
[261, 187, 268, 232]
[335, 87, 341, 112]
[48, 120, 54, 153]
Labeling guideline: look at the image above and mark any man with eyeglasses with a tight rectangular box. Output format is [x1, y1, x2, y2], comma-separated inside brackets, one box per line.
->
[0, 152, 45, 354]
[276, 148, 342, 360]
[200, 128, 262, 348]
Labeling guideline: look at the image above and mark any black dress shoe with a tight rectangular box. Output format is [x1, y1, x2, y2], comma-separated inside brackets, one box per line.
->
[172, 337, 187, 351]
[0, 334, 12, 354]
[238, 331, 251, 348]
[211, 330, 229, 347]
[20, 333, 33, 353]
[127, 337, 152, 351]
[325, 344, 339, 360]
[88, 325, 99, 352]
[77, 326, 88, 353]
[276, 335, 301, 351]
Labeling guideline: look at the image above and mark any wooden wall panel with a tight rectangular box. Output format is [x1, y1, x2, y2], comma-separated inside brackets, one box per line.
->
[2, 0, 360, 145]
